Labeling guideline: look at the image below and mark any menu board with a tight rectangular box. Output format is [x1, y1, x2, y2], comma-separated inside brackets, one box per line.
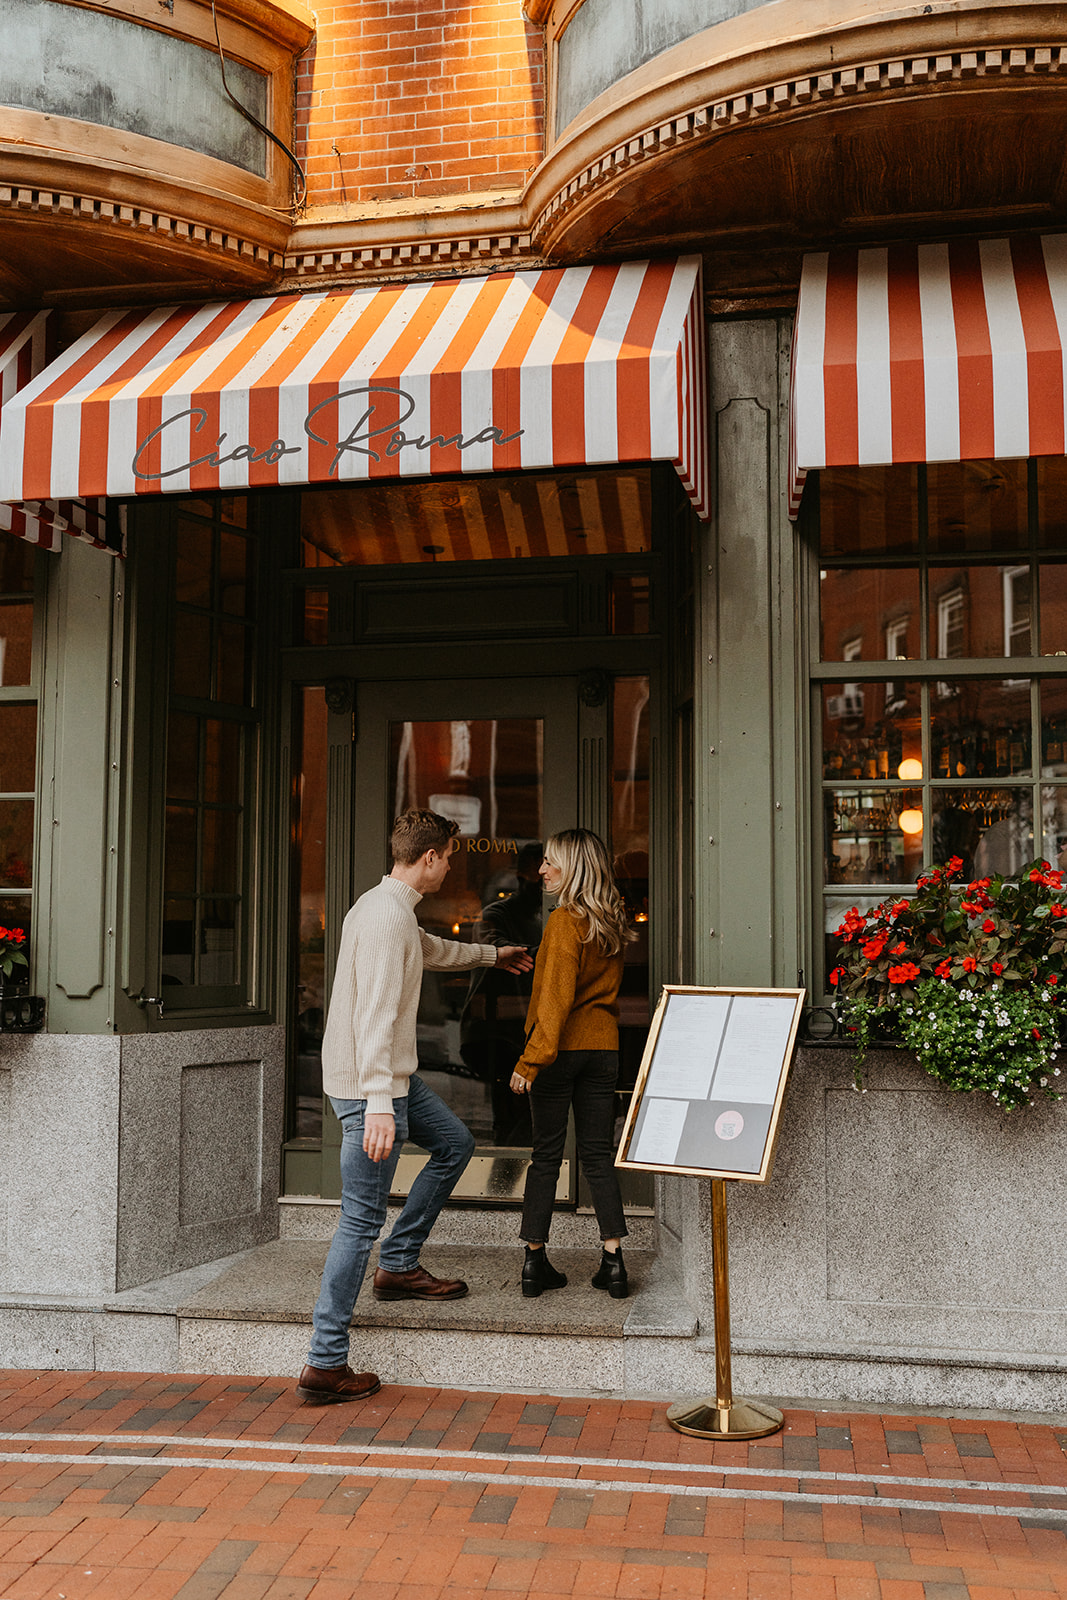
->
[616, 986, 805, 1182]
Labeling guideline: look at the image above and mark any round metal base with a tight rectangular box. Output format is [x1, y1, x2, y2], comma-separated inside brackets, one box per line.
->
[666, 1397, 785, 1440]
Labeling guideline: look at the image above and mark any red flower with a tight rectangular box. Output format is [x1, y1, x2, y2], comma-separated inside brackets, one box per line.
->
[982, 919, 996, 934]
[862, 937, 887, 961]
[890, 899, 909, 916]
[1051, 904, 1065, 919]
[829, 968, 842, 986]
[1048, 974, 1059, 986]
[960, 901, 981, 917]
[935, 959, 952, 979]
[946, 856, 964, 875]
[1033, 1027, 1043, 1040]
[888, 962, 920, 984]
[991, 961, 1004, 975]
[890, 941, 907, 956]
[962, 956, 977, 973]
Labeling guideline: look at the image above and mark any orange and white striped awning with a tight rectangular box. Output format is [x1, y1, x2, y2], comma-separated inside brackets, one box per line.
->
[0, 311, 111, 552]
[789, 233, 1067, 516]
[0, 258, 708, 519]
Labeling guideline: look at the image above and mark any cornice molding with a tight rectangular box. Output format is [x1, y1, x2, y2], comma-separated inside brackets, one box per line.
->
[279, 231, 542, 287]
[528, 42, 1067, 252]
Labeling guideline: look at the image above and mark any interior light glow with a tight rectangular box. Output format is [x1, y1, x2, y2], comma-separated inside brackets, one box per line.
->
[898, 808, 924, 835]
[897, 758, 923, 780]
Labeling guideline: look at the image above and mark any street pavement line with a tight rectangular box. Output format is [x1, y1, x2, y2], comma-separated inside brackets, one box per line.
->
[1, 1431, 1063, 1502]
[0, 1448, 1063, 1522]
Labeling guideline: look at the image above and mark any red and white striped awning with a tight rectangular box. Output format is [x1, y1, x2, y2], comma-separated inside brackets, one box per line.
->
[0, 258, 708, 519]
[0, 312, 112, 552]
[789, 233, 1067, 516]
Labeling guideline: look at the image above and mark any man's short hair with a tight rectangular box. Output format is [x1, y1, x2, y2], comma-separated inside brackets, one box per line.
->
[390, 808, 459, 865]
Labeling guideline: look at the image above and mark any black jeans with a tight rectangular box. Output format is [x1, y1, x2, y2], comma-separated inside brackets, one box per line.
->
[520, 1050, 628, 1245]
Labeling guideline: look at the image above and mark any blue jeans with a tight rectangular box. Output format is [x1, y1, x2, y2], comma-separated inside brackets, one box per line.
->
[307, 1073, 476, 1369]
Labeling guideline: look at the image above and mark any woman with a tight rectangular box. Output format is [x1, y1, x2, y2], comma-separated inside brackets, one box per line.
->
[510, 829, 636, 1299]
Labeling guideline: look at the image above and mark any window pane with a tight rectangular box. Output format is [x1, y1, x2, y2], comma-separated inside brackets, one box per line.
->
[297, 588, 329, 646]
[825, 788, 923, 886]
[202, 809, 240, 894]
[931, 787, 1033, 878]
[613, 676, 651, 1068]
[0, 704, 36, 792]
[1040, 561, 1067, 655]
[928, 566, 1033, 659]
[928, 460, 1028, 553]
[201, 909, 237, 984]
[819, 568, 920, 661]
[162, 899, 195, 986]
[172, 613, 212, 697]
[217, 619, 252, 706]
[1036, 456, 1067, 549]
[1041, 680, 1067, 777]
[0, 538, 35, 594]
[164, 806, 197, 893]
[824, 890, 891, 983]
[203, 720, 240, 805]
[821, 682, 921, 780]
[166, 713, 199, 801]
[219, 531, 251, 616]
[930, 680, 1031, 779]
[609, 573, 651, 635]
[293, 687, 328, 1139]
[0, 799, 33, 887]
[0, 894, 30, 987]
[301, 469, 652, 566]
[818, 466, 919, 559]
[175, 520, 213, 607]
[0, 601, 33, 686]
[1041, 785, 1067, 872]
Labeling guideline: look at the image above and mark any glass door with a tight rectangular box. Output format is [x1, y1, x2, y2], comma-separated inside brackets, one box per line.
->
[342, 676, 578, 1201]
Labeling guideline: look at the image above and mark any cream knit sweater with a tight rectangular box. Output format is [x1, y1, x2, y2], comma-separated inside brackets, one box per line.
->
[321, 875, 498, 1114]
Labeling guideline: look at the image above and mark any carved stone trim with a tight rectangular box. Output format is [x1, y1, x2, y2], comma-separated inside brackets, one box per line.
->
[0, 185, 285, 270]
[530, 44, 1067, 246]
[280, 232, 538, 284]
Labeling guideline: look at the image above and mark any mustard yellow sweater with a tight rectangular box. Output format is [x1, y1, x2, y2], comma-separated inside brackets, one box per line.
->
[513, 907, 624, 1082]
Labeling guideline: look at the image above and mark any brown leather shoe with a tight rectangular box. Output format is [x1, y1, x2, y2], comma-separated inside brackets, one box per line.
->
[372, 1263, 469, 1301]
[295, 1364, 382, 1405]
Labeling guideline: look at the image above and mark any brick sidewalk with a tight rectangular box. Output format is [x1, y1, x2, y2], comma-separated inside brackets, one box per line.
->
[0, 1370, 1065, 1599]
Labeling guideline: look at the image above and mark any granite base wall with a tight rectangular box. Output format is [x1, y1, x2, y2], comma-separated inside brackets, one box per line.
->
[658, 1046, 1067, 1409]
[0, 1026, 284, 1300]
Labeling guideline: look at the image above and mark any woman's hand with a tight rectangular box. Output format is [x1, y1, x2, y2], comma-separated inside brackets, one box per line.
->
[510, 1071, 530, 1094]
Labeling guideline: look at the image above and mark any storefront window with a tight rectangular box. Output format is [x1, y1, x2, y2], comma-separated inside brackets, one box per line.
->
[162, 498, 258, 1005]
[815, 461, 1067, 991]
[0, 540, 37, 977]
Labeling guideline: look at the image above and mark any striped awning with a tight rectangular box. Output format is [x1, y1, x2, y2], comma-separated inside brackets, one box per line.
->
[0, 312, 111, 552]
[0, 258, 708, 519]
[789, 233, 1067, 517]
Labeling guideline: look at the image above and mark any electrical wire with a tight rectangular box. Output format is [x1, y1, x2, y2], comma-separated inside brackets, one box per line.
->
[210, 0, 307, 214]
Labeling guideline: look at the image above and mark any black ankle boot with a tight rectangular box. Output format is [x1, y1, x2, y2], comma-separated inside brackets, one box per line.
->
[521, 1245, 568, 1298]
[591, 1247, 629, 1299]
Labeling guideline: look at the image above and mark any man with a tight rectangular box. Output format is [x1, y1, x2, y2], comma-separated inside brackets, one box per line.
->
[296, 807, 533, 1405]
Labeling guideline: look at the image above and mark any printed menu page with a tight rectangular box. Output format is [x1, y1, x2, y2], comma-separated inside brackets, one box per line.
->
[708, 996, 798, 1105]
[645, 992, 730, 1100]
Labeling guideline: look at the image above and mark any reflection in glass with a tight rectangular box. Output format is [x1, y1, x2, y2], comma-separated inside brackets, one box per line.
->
[928, 459, 1028, 553]
[609, 573, 651, 635]
[821, 682, 920, 782]
[818, 465, 919, 559]
[819, 568, 920, 661]
[0, 704, 36, 792]
[1037, 457, 1067, 549]
[301, 468, 652, 567]
[931, 788, 1033, 880]
[927, 566, 1035, 659]
[219, 531, 250, 615]
[930, 680, 1031, 779]
[0, 799, 33, 888]
[1041, 680, 1067, 777]
[824, 789, 923, 886]
[292, 689, 328, 1140]
[297, 589, 329, 646]
[0, 602, 33, 686]
[202, 809, 239, 895]
[163, 806, 197, 893]
[175, 520, 213, 607]
[171, 613, 211, 698]
[167, 713, 199, 801]
[1041, 785, 1067, 873]
[389, 717, 544, 1150]
[1040, 562, 1067, 655]
[204, 720, 240, 805]
[217, 620, 252, 705]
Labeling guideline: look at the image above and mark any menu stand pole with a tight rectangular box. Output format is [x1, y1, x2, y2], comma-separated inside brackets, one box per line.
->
[666, 1178, 784, 1440]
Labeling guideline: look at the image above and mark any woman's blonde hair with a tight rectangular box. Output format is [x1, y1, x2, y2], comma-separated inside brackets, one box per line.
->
[544, 829, 637, 956]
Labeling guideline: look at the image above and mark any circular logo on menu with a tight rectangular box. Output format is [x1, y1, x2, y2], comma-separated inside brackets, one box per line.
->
[715, 1110, 744, 1141]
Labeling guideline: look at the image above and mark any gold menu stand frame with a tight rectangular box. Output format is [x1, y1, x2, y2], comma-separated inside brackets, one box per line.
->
[616, 985, 806, 1442]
